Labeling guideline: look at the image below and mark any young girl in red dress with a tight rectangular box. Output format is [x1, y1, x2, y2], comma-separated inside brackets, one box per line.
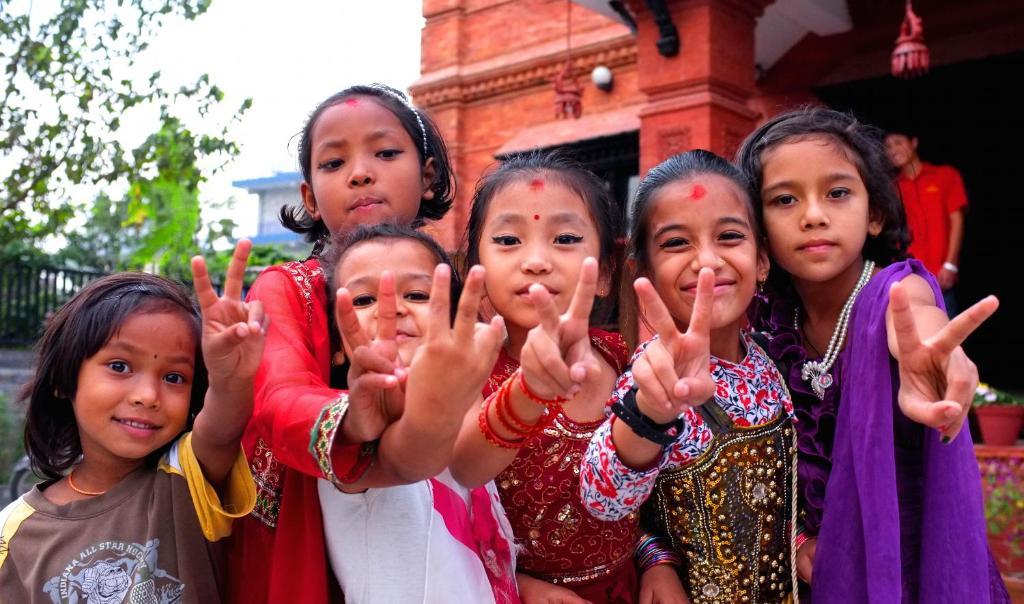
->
[228, 84, 466, 604]
[451, 151, 639, 604]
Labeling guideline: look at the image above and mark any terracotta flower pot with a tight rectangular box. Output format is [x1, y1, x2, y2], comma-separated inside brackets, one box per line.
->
[975, 406, 1024, 446]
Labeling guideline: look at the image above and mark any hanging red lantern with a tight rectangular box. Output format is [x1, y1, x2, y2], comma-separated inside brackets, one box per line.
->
[553, 0, 582, 119]
[891, 0, 930, 78]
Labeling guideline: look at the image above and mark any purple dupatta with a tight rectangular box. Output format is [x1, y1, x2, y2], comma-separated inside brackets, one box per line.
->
[766, 260, 1007, 603]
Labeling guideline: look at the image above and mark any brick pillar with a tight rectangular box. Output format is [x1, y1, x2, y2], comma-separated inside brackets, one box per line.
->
[631, 0, 770, 173]
[414, 0, 465, 249]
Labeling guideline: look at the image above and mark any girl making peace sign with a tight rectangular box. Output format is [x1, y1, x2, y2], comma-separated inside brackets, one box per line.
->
[580, 150, 798, 604]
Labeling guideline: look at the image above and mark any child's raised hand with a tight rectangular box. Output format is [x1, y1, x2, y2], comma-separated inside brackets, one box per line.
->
[191, 239, 267, 384]
[406, 264, 505, 412]
[519, 257, 601, 400]
[889, 280, 999, 442]
[631, 268, 717, 425]
[335, 273, 407, 444]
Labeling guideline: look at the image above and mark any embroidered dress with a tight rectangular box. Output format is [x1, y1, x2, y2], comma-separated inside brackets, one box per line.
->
[491, 329, 639, 603]
[228, 258, 364, 604]
[754, 260, 1009, 603]
[580, 333, 796, 603]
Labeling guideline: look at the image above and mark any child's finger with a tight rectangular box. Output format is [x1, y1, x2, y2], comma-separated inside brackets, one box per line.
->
[673, 376, 714, 406]
[454, 265, 486, 343]
[685, 268, 715, 339]
[888, 282, 921, 359]
[190, 255, 219, 310]
[523, 333, 574, 396]
[353, 372, 401, 391]
[529, 284, 562, 334]
[223, 238, 252, 302]
[351, 345, 400, 377]
[927, 295, 998, 357]
[426, 264, 452, 340]
[375, 271, 397, 343]
[632, 360, 672, 413]
[900, 395, 961, 430]
[475, 315, 506, 358]
[246, 299, 266, 332]
[643, 343, 684, 410]
[566, 257, 598, 322]
[336, 287, 372, 350]
[634, 278, 681, 343]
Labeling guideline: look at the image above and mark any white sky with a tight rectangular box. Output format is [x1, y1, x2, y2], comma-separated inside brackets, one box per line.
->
[139, 0, 426, 238]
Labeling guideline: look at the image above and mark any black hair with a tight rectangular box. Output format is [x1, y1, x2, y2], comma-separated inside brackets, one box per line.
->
[735, 107, 910, 280]
[628, 149, 757, 277]
[22, 273, 206, 481]
[322, 222, 463, 323]
[464, 149, 618, 278]
[280, 84, 455, 248]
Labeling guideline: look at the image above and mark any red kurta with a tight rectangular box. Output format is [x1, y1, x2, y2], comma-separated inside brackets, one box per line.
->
[228, 258, 361, 604]
[489, 330, 639, 603]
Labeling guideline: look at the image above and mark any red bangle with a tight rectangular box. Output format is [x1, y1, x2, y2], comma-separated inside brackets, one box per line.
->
[516, 369, 568, 406]
[794, 531, 811, 552]
[494, 380, 537, 436]
[478, 391, 525, 449]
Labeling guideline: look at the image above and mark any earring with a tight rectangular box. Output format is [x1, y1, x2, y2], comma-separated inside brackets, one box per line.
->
[757, 277, 767, 294]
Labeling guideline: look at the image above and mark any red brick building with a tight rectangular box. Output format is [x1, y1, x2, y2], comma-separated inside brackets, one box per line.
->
[410, 0, 1024, 389]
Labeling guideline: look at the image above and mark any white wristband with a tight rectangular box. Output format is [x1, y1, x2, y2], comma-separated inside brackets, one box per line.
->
[942, 262, 959, 273]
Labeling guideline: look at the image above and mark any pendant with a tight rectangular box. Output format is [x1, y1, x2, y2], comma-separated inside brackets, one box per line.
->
[800, 360, 833, 400]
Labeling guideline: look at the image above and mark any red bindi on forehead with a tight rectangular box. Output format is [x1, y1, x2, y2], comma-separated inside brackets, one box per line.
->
[690, 184, 706, 200]
[343, 97, 360, 107]
[529, 178, 544, 191]
[533, 214, 540, 221]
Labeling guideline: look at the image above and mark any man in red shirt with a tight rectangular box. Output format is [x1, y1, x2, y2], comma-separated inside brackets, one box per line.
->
[885, 131, 967, 313]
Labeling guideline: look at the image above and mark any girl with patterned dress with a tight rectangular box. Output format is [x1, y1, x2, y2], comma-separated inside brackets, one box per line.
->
[450, 151, 640, 603]
[580, 150, 799, 604]
[736, 108, 1007, 602]
[227, 84, 472, 604]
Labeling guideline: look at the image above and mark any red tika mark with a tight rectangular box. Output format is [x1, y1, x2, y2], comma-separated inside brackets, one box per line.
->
[344, 98, 360, 106]
[533, 214, 541, 221]
[690, 184, 706, 200]
[529, 178, 544, 191]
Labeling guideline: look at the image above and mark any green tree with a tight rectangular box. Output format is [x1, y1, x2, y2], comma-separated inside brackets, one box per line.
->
[1, 0, 249, 266]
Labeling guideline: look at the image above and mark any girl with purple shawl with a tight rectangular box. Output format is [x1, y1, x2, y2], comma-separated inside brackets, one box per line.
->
[736, 108, 1007, 603]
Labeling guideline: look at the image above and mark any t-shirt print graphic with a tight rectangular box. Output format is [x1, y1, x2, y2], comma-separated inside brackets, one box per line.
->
[42, 538, 184, 604]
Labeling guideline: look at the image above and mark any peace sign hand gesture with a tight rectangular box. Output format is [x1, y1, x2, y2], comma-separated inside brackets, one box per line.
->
[889, 279, 999, 443]
[191, 239, 268, 385]
[406, 264, 506, 413]
[519, 257, 602, 401]
[335, 271, 407, 444]
[631, 268, 717, 425]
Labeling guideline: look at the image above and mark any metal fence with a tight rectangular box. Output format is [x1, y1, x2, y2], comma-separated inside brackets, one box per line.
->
[0, 264, 107, 345]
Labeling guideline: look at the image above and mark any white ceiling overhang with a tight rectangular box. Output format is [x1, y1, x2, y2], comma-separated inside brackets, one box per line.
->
[572, 0, 853, 70]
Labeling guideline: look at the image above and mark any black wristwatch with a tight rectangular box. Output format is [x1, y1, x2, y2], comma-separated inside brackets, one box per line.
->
[610, 385, 683, 447]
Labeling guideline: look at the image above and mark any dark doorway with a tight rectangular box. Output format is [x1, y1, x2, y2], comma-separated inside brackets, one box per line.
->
[816, 51, 1024, 392]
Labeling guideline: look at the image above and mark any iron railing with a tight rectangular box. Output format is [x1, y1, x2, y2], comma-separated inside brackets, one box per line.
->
[0, 264, 107, 345]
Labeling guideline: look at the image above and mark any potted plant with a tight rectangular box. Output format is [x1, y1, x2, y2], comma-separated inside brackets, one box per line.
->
[980, 455, 1024, 590]
[973, 383, 1024, 446]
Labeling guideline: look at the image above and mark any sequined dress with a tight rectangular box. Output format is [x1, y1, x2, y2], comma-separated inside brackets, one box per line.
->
[580, 332, 797, 604]
[490, 329, 639, 603]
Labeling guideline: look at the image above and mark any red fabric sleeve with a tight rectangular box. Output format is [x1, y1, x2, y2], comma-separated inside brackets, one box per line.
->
[942, 166, 969, 214]
[245, 263, 361, 482]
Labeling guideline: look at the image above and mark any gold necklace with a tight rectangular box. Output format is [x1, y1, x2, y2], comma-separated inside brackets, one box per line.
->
[67, 471, 107, 497]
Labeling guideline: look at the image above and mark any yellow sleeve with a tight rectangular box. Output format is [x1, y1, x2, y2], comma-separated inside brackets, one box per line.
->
[170, 432, 257, 541]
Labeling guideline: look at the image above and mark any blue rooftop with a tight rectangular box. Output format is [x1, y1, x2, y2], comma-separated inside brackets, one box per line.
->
[233, 172, 302, 192]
